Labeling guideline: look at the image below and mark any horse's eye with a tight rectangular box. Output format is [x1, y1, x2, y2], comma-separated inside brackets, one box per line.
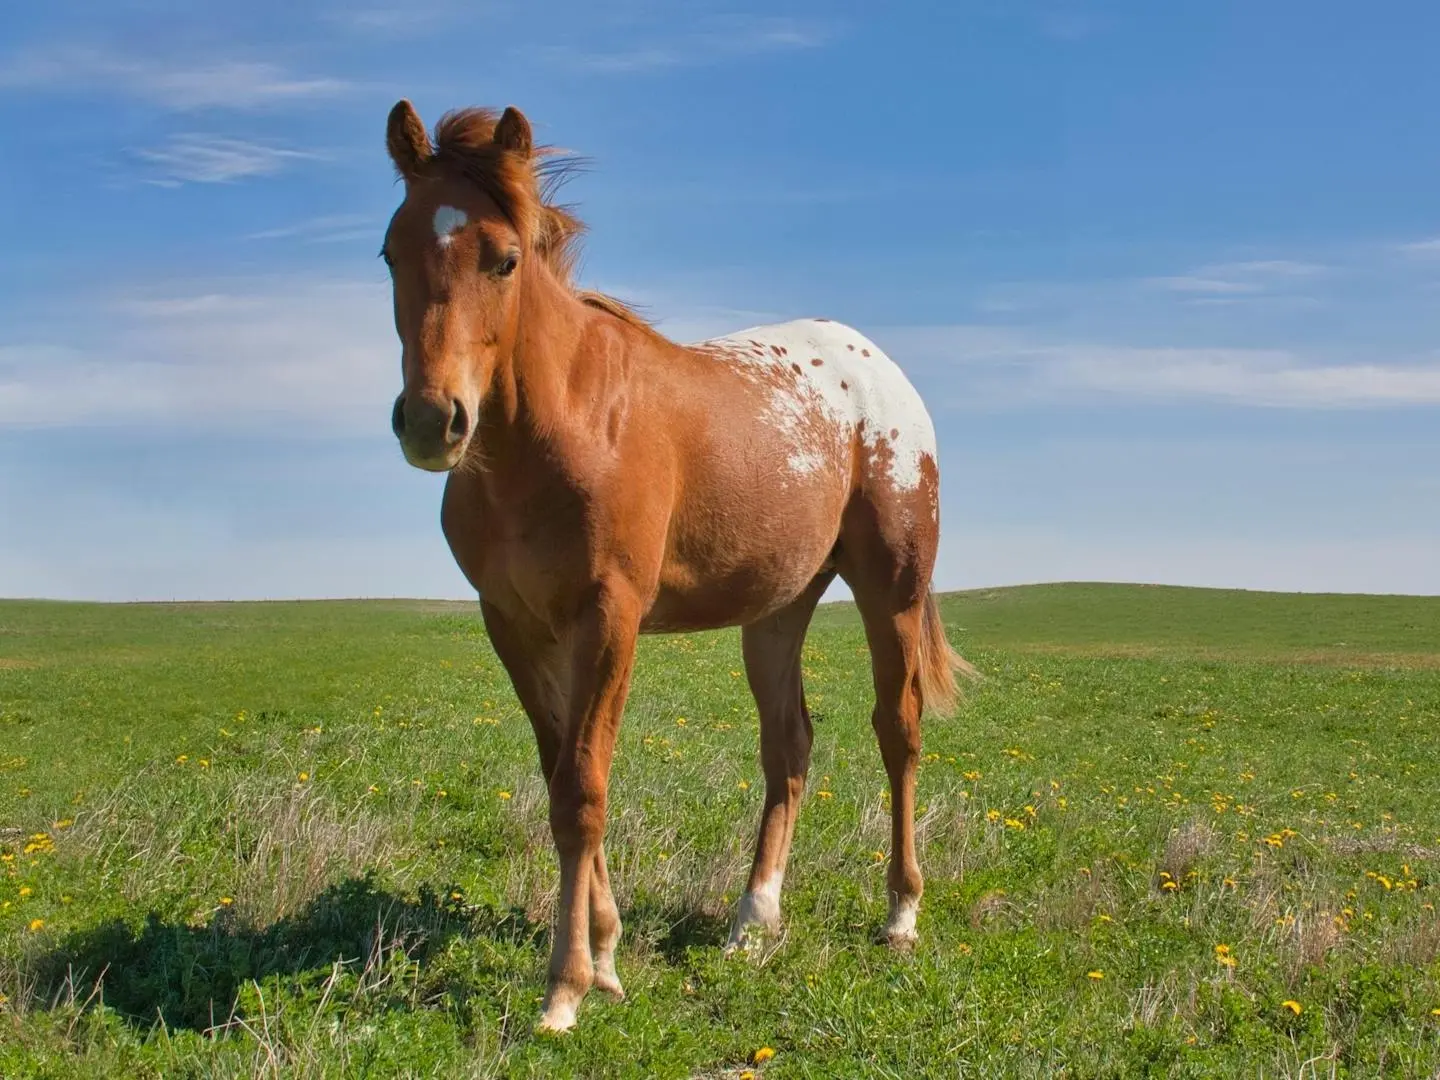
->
[495, 252, 519, 278]
[379, 248, 394, 269]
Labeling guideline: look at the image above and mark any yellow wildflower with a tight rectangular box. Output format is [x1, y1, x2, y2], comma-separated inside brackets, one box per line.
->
[219, 896, 234, 906]
[297, 771, 309, 782]
[29, 918, 44, 931]
[753, 1047, 776, 1064]
[175, 755, 188, 764]
[986, 809, 1001, 823]
[1281, 1000, 1302, 1016]
[19, 886, 32, 898]
[1086, 970, 1104, 980]
[497, 790, 512, 800]
[816, 791, 833, 799]
[738, 780, 750, 790]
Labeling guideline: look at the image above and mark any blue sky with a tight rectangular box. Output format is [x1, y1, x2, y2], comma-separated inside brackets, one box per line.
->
[2, 0, 1438, 600]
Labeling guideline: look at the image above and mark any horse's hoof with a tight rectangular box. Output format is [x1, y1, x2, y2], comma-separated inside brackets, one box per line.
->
[536, 994, 580, 1034]
[883, 928, 919, 952]
[594, 967, 625, 1001]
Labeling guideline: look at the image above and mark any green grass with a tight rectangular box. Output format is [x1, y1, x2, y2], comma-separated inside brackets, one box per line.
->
[2, 583, 1439, 1077]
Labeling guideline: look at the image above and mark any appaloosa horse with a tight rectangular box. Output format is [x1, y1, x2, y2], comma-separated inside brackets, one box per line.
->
[381, 100, 971, 1031]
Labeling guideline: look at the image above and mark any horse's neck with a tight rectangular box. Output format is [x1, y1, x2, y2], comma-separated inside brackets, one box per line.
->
[480, 267, 602, 474]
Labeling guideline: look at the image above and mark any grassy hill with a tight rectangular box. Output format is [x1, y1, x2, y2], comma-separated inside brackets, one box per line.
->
[2, 584, 1438, 1077]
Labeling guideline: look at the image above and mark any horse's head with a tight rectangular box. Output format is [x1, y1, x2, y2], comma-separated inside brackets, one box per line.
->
[382, 100, 540, 472]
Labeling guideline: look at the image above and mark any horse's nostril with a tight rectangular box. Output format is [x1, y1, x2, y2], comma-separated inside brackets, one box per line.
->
[391, 395, 407, 438]
[447, 399, 469, 443]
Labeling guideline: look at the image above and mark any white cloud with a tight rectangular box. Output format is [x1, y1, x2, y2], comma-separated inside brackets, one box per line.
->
[1146, 276, 1263, 295]
[0, 278, 398, 432]
[881, 326, 1440, 408]
[246, 214, 378, 242]
[533, 16, 836, 74]
[135, 135, 320, 184]
[0, 46, 351, 109]
[1399, 236, 1440, 255]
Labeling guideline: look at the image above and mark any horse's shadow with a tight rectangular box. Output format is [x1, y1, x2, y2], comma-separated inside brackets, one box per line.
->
[27, 874, 543, 1033]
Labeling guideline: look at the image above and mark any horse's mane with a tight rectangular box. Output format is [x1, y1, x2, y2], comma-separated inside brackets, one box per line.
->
[429, 108, 661, 338]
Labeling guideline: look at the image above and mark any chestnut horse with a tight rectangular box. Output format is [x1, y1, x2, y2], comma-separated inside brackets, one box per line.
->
[381, 100, 970, 1031]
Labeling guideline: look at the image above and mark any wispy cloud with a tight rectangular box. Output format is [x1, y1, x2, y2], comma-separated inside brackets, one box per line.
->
[1146, 259, 1328, 297]
[1398, 236, 1440, 255]
[134, 135, 321, 185]
[533, 15, 836, 74]
[884, 326, 1440, 409]
[1146, 276, 1263, 295]
[0, 46, 352, 109]
[0, 278, 395, 432]
[246, 213, 379, 243]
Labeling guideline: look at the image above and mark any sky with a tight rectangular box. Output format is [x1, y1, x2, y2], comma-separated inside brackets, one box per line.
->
[2, 0, 1438, 601]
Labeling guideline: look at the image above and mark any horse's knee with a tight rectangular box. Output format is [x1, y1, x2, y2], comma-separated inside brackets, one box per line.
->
[548, 773, 607, 855]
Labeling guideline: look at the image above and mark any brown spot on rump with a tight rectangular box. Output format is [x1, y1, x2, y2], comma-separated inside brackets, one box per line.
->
[771, 345, 783, 356]
[790, 362, 803, 375]
[814, 317, 832, 322]
[810, 358, 824, 366]
[777, 346, 788, 356]
[890, 428, 899, 439]
[846, 344, 855, 351]
[840, 380, 848, 390]
[862, 349, 871, 357]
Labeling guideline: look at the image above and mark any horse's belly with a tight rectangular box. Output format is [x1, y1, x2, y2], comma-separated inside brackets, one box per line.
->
[643, 483, 843, 632]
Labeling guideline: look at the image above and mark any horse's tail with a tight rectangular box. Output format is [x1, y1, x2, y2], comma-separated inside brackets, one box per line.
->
[917, 586, 977, 717]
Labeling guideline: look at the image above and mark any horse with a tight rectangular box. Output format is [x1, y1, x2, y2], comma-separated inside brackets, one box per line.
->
[380, 99, 972, 1032]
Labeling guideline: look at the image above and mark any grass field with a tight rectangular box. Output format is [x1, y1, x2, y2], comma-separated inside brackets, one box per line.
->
[2, 583, 1440, 1077]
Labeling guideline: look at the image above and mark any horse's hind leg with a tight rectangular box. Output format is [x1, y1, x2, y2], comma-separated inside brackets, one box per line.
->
[727, 570, 835, 951]
[837, 509, 936, 948]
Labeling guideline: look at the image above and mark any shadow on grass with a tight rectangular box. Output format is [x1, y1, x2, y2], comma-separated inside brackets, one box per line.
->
[623, 897, 732, 964]
[28, 874, 546, 1033]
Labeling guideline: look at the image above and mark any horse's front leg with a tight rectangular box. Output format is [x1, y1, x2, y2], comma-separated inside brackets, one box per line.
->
[538, 579, 642, 1033]
[480, 599, 627, 1005]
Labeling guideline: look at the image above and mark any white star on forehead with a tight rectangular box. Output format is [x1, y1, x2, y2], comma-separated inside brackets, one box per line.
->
[433, 205, 468, 244]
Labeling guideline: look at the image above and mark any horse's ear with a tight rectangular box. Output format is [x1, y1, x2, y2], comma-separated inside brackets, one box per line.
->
[494, 106, 533, 158]
[387, 99, 432, 179]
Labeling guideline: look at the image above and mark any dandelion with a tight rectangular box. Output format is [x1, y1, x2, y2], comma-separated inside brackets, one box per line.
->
[198, 759, 210, 769]
[1222, 876, 1237, 889]
[872, 850, 886, 863]
[497, 790, 512, 800]
[297, 771, 309, 783]
[450, 891, 464, 901]
[740, 1072, 756, 1080]
[753, 1047, 776, 1064]
[175, 755, 189, 764]
[1086, 970, 1104, 980]
[436, 790, 447, 798]
[963, 770, 982, 781]
[367, 784, 380, 794]
[219, 896, 234, 906]
[816, 791, 833, 799]
[1003, 817, 1026, 830]
[1432, 1008, 1440, 1017]
[986, 809, 1001, 823]
[28, 918, 44, 931]
[1281, 1000, 1302, 1016]
[738, 780, 750, 790]
[54, 819, 74, 830]
[1094, 913, 1112, 923]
